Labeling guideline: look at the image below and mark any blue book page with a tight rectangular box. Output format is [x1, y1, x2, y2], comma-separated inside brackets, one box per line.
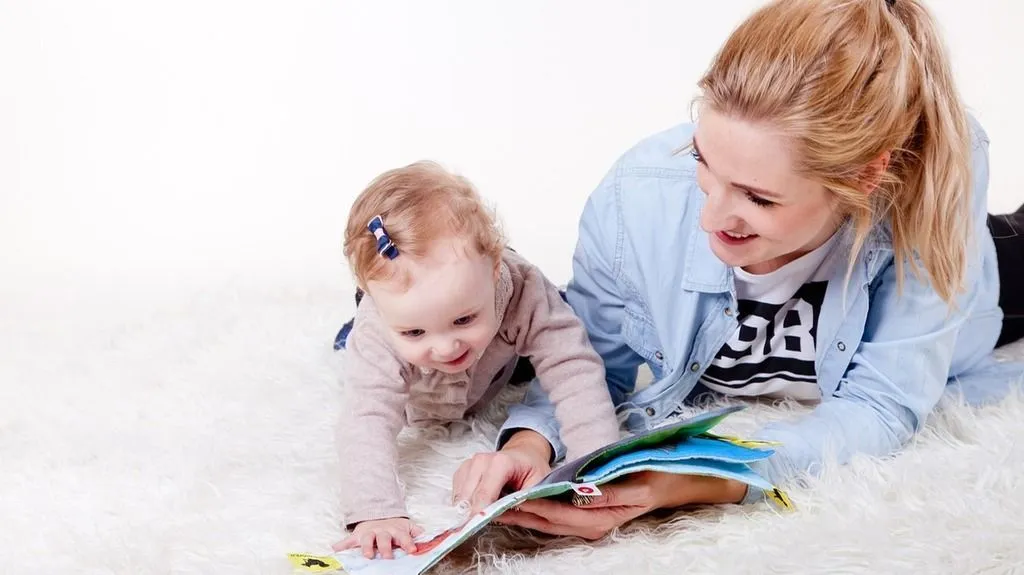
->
[541, 405, 747, 486]
[579, 437, 773, 483]
[582, 457, 777, 493]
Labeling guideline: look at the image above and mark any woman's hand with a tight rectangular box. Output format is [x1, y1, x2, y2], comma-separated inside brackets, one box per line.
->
[495, 471, 747, 540]
[452, 429, 553, 513]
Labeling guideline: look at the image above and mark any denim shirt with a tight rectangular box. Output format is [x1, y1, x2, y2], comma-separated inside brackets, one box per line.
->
[498, 115, 1023, 503]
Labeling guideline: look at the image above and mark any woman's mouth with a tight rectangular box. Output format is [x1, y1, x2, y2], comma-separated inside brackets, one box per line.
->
[715, 230, 758, 246]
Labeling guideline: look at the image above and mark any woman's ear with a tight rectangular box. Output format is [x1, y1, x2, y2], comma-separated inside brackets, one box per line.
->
[860, 151, 891, 194]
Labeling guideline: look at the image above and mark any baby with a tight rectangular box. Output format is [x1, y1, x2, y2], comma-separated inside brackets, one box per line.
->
[333, 161, 620, 559]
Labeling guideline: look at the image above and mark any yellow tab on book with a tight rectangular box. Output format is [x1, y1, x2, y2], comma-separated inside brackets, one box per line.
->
[287, 553, 343, 573]
[767, 487, 795, 512]
[711, 434, 782, 449]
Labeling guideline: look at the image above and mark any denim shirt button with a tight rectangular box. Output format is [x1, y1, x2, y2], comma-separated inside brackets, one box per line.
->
[645, 407, 656, 416]
[690, 362, 701, 372]
[654, 351, 664, 360]
[724, 307, 733, 317]
[837, 341, 846, 352]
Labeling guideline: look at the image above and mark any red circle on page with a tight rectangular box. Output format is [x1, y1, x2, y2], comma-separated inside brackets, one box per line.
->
[579, 487, 594, 494]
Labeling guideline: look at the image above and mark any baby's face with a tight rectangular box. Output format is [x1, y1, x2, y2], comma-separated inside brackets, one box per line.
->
[367, 237, 500, 374]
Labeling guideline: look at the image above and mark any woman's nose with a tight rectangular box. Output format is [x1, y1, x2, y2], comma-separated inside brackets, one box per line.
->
[700, 186, 739, 233]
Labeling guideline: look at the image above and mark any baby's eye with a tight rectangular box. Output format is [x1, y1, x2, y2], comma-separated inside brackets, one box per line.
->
[400, 329, 425, 338]
[453, 314, 477, 327]
[690, 148, 705, 164]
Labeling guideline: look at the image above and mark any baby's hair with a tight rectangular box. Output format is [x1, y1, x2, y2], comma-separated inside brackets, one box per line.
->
[343, 161, 505, 288]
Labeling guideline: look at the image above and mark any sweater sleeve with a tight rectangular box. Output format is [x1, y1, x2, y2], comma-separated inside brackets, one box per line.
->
[506, 265, 621, 461]
[336, 304, 411, 528]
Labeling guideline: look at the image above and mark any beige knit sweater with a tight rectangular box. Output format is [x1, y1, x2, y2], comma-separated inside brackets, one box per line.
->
[337, 249, 620, 526]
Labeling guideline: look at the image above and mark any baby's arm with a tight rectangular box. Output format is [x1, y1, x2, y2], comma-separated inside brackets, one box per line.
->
[509, 266, 621, 461]
[336, 307, 413, 530]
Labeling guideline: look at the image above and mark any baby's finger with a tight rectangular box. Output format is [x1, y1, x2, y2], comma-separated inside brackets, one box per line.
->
[394, 527, 416, 554]
[359, 532, 376, 560]
[377, 531, 395, 560]
[331, 535, 357, 552]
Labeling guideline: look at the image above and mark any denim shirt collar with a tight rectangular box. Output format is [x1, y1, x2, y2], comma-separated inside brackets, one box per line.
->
[681, 214, 733, 294]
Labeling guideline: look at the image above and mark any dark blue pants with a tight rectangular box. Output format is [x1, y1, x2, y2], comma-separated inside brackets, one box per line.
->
[990, 203, 1024, 347]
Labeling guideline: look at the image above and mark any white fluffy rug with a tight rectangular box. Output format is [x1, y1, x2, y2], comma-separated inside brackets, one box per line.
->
[3, 274, 1024, 575]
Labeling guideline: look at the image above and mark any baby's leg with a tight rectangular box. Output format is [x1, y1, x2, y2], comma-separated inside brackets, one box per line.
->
[333, 288, 365, 350]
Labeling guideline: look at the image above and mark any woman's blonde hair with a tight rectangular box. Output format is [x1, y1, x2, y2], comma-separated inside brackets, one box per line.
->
[343, 161, 505, 289]
[697, 0, 972, 303]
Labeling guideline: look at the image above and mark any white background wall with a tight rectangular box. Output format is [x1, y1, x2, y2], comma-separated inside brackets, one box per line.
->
[2, 1, 1022, 296]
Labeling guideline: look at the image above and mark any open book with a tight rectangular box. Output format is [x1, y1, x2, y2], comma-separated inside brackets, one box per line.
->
[288, 405, 793, 574]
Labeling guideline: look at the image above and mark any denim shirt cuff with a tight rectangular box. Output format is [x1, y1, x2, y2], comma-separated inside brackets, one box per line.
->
[495, 422, 565, 465]
[739, 483, 765, 506]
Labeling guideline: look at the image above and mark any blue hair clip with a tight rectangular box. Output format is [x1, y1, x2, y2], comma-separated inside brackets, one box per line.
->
[367, 215, 399, 260]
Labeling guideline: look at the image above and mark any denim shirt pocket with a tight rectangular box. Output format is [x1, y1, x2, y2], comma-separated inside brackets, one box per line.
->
[621, 305, 668, 381]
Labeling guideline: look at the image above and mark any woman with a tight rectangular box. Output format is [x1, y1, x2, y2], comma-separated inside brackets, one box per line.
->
[451, 0, 1024, 539]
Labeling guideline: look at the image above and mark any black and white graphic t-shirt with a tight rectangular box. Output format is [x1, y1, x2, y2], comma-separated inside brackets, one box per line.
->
[700, 233, 841, 402]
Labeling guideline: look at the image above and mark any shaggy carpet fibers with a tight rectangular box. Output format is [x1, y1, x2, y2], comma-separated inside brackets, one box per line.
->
[3, 274, 1023, 574]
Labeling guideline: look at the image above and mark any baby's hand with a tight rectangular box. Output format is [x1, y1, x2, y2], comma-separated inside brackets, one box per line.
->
[332, 517, 424, 560]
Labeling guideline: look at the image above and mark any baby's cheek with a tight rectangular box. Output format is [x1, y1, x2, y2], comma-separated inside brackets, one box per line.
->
[471, 321, 500, 347]
[392, 341, 424, 365]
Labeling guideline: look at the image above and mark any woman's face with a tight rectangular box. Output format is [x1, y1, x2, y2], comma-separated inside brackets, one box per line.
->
[693, 109, 841, 274]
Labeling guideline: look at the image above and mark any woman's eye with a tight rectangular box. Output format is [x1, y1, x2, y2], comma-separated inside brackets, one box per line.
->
[745, 192, 775, 207]
[453, 314, 477, 327]
[401, 329, 425, 338]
